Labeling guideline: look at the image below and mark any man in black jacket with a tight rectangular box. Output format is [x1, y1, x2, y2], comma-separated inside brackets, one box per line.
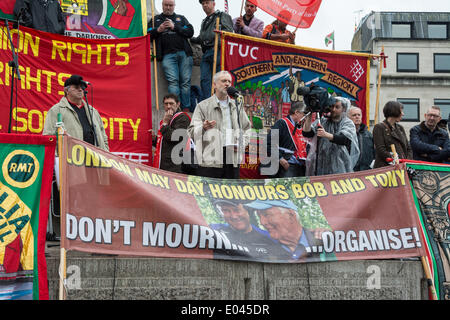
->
[148, 0, 194, 112]
[348, 106, 375, 171]
[410, 106, 450, 163]
[14, 0, 65, 35]
[191, 0, 233, 100]
[266, 102, 308, 178]
[152, 94, 191, 173]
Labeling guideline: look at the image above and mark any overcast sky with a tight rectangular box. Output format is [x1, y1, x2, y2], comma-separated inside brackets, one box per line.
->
[154, 0, 450, 51]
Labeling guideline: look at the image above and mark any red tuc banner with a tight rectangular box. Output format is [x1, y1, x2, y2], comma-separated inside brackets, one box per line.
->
[61, 135, 425, 263]
[0, 24, 152, 165]
[221, 32, 371, 127]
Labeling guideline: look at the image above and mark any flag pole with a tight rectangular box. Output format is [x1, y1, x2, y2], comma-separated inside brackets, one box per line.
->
[240, 0, 245, 16]
[57, 126, 66, 300]
[151, 0, 159, 110]
[374, 46, 384, 124]
[211, 17, 220, 97]
[390, 144, 438, 300]
[332, 31, 335, 50]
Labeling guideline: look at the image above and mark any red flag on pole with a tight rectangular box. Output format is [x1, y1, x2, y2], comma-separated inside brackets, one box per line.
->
[0, 0, 15, 15]
[248, 0, 322, 28]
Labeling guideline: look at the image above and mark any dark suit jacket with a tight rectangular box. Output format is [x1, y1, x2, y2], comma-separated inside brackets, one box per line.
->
[373, 120, 412, 168]
[159, 113, 191, 173]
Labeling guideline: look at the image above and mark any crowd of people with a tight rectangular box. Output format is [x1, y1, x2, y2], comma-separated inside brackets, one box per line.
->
[148, 0, 295, 112]
[18, 0, 450, 263]
[17, 0, 450, 179]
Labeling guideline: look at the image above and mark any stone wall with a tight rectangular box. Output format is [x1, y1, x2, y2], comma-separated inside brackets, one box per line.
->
[46, 250, 426, 300]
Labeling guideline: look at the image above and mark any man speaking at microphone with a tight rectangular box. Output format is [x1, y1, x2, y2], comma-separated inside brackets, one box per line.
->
[43, 74, 109, 151]
[188, 71, 251, 179]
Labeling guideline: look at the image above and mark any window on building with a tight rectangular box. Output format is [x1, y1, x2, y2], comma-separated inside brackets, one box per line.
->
[434, 99, 450, 120]
[392, 23, 412, 38]
[397, 98, 420, 122]
[397, 53, 419, 72]
[428, 23, 448, 39]
[434, 54, 450, 73]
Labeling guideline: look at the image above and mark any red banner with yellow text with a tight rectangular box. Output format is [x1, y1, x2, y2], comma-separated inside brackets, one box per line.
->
[0, 24, 152, 165]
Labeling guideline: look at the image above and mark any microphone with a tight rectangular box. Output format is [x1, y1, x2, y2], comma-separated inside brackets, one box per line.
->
[226, 86, 243, 99]
[81, 80, 91, 87]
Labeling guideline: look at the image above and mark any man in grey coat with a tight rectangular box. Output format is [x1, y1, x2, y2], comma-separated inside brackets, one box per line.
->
[43, 75, 109, 151]
[188, 71, 251, 179]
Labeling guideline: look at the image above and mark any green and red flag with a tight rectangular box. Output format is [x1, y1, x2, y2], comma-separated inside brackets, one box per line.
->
[0, 133, 56, 300]
[407, 162, 450, 300]
[61, 0, 148, 39]
[325, 31, 334, 48]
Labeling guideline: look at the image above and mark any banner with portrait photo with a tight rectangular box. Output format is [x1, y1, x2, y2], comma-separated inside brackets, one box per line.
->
[0, 1, 147, 39]
[62, 0, 147, 39]
[0, 133, 55, 300]
[221, 32, 371, 129]
[61, 135, 425, 263]
[0, 24, 152, 165]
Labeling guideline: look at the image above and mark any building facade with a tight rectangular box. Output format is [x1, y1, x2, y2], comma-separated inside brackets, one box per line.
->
[352, 12, 450, 133]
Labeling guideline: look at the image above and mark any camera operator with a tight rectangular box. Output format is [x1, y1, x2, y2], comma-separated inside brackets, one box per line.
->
[302, 96, 359, 175]
[267, 102, 308, 178]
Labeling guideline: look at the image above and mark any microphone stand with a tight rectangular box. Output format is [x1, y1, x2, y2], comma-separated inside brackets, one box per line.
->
[2, 18, 22, 133]
[83, 86, 99, 147]
[235, 94, 244, 158]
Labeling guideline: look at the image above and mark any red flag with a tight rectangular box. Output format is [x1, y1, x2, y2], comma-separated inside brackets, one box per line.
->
[248, 0, 322, 28]
[0, 0, 15, 15]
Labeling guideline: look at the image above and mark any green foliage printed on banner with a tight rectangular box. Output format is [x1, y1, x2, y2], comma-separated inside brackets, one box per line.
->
[189, 175, 331, 231]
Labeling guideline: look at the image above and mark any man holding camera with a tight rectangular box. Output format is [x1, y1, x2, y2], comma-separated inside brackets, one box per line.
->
[302, 97, 359, 175]
[148, 0, 194, 112]
[267, 102, 308, 177]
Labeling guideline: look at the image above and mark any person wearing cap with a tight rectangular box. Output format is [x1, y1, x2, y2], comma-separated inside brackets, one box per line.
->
[232, 1, 264, 38]
[265, 101, 309, 178]
[43, 75, 109, 151]
[245, 199, 327, 262]
[302, 97, 359, 175]
[190, 0, 233, 100]
[410, 105, 450, 163]
[211, 199, 289, 261]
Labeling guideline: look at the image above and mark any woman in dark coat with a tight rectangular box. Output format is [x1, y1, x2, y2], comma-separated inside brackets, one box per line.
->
[373, 101, 413, 168]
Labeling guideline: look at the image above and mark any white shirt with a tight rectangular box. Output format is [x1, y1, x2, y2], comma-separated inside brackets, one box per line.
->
[218, 97, 233, 146]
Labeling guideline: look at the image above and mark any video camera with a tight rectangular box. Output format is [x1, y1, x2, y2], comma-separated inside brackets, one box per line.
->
[297, 83, 336, 115]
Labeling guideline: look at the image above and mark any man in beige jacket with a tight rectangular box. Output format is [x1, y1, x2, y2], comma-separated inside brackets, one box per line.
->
[188, 71, 251, 178]
[43, 75, 109, 151]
